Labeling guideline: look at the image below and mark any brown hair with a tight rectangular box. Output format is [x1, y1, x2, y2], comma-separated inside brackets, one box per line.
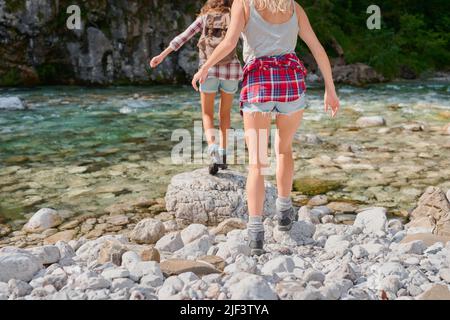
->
[199, 0, 233, 15]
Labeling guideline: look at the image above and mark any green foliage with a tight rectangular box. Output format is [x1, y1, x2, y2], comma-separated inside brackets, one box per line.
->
[0, 69, 21, 86]
[296, 0, 450, 78]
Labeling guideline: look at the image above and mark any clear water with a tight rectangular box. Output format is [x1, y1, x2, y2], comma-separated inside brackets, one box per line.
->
[1, 81, 449, 224]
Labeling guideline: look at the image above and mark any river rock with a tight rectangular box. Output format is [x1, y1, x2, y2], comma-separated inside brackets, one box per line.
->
[324, 235, 351, 256]
[295, 133, 323, 145]
[0, 97, 25, 110]
[261, 256, 295, 275]
[396, 240, 426, 255]
[155, 232, 184, 253]
[272, 220, 316, 246]
[198, 255, 226, 272]
[27, 245, 61, 265]
[378, 262, 408, 280]
[180, 224, 209, 245]
[158, 276, 185, 299]
[409, 187, 450, 236]
[160, 259, 221, 277]
[353, 207, 387, 234]
[327, 202, 358, 213]
[165, 168, 276, 225]
[44, 230, 76, 245]
[173, 235, 212, 259]
[211, 218, 247, 235]
[74, 271, 111, 290]
[0, 248, 43, 282]
[229, 274, 278, 300]
[130, 218, 165, 244]
[121, 251, 141, 269]
[417, 284, 450, 300]
[23, 208, 62, 233]
[101, 267, 130, 280]
[97, 240, 127, 265]
[128, 261, 163, 281]
[0, 282, 9, 300]
[401, 233, 450, 247]
[76, 235, 128, 264]
[356, 116, 386, 127]
[307, 195, 328, 206]
[8, 279, 33, 297]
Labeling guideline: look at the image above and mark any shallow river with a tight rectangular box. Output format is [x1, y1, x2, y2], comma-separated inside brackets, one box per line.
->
[1, 80, 449, 225]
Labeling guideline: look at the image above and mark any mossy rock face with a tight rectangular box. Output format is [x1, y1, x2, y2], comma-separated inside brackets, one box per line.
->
[0, 68, 21, 86]
[292, 177, 342, 196]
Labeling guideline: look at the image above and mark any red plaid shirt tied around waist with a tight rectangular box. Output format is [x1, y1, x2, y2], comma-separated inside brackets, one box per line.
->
[240, 53, 307, 107]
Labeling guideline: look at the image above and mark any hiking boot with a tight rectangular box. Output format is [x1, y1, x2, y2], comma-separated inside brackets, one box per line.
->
[276, 206, 297, 231]
[248, 230, 265, 256]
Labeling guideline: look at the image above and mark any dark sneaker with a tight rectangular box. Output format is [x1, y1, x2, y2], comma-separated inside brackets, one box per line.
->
[276, 207, 297, 231]
[218, 154, 228, 170]
[248, 230, 265, 256]
[208, 144, 220, 175]
[208, 163, 219, 175]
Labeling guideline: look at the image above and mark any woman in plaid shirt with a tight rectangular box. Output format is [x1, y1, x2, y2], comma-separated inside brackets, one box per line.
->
[192, 0, 340, 255]
[150, 0, 243, 175]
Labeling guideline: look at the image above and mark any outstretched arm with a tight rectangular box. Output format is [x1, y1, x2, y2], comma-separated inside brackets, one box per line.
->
[150, 17, 203, 68]
[295, 3, 340, 117]
[191, 0, 246, 90]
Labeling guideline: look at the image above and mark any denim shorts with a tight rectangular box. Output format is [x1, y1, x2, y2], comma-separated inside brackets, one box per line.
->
[241, 95, 308, 115]
[200, 78, 239, 94]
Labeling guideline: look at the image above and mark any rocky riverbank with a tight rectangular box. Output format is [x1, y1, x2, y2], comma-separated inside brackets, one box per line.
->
[1, 169, 450, 300]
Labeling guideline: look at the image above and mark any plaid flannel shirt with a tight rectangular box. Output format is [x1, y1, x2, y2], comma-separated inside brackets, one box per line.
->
[240, 53, 307, 106]
[169, 16, 243, 81]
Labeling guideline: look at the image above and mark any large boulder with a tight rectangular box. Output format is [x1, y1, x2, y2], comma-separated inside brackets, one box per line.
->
[0, 97, 25, 110]
[0, 247, 43, 282]
[23, 208, 62, 233]
[165, 169, 277, 226]
[332, 63, 385, 86]
[408, 187, 450, 236]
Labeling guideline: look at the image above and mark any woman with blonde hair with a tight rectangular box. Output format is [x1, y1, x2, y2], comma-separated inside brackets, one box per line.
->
[193, 0, 340, 255]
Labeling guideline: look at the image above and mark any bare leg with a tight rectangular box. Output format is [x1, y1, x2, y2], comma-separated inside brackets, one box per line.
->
[218, 91, 233, 151]
[201, 92, 216, 146]
[275, 110, 304, 198]
[243, 112, 272, 217]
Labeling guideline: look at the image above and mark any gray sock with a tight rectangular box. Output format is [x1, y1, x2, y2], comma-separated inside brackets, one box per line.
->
[248, 215, 264, 233]
[218, 148, 227, 157]
[276, 196, 292, 212]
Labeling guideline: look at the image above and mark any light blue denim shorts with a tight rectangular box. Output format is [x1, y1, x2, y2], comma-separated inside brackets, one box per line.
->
[200, 78, 239, 94]
[241, 95, 309, 115]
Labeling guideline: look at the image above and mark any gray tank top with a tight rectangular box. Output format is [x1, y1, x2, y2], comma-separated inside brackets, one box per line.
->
[241, 0, 299, 64]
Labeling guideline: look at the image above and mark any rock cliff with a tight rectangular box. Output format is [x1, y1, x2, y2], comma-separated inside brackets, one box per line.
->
[0, 0, 385, 86]
[0, 0, 202, 85]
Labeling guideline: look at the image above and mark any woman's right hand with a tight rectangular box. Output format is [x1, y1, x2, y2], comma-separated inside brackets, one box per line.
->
[149, 55, 164, 68]
[324, 88, 340, 118]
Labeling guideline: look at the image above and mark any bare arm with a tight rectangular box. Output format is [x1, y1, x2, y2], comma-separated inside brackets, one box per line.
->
[192, 1, 246, 90]
[150, 17, 203, 68]
[296, 3, 340, 116]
